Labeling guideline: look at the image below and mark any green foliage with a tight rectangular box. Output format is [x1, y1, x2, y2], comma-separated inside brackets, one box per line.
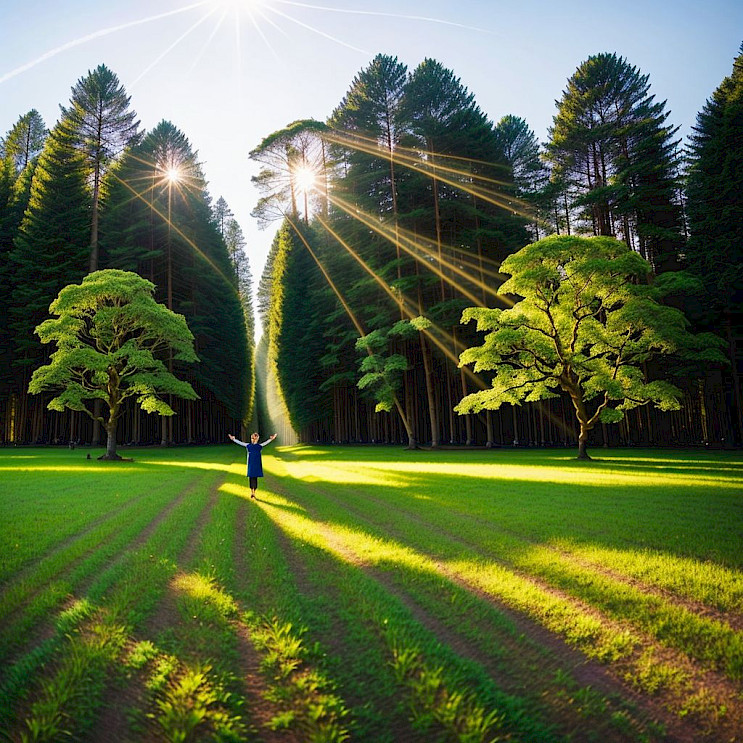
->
[355, 319, 425, 413]
[28, 270, 198, 454]
[9, 120, 90, 371]
[99, 121, 250, 422]
[0, 109, 47, 173]
[457, 235, 726, 455]
[546, 53, 683, 271]
[685, 45, 743, 315]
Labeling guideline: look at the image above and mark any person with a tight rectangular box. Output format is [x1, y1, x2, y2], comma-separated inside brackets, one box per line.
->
[228, 431, 277, 499]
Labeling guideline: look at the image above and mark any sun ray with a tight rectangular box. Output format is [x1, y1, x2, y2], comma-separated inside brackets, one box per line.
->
[110, 171, 238, 294]
[129, 6, 220, 88]
[325, 191, 512, 308]
[274, 0, 490, 34]
[328, 128, 515, 188]
[188, 10, 230, 73]
[315, 214, 491, 386]
[324, 129, 534, 219]
[0, 2, 209, 85]
[249, 7, 284, 59]
[264, 5, 370, 54]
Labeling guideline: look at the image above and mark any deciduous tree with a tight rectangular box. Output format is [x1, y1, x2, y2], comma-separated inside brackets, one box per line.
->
[29, 270, 198, 460]
[456, 235, 724, 458]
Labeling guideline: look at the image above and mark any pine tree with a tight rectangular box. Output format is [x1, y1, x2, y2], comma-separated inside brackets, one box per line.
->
[60, 64, 140, 271]
[7, 122, 90, 441]
[546, 53, 683, 270]
[1, 110, 47, 173]
[685, 44, 743, 439]
[100, 121, 250, 436]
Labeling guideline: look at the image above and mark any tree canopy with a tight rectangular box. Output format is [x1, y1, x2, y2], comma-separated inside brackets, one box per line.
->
[456, 235, 725, 458]
[29, 270, 198, 459]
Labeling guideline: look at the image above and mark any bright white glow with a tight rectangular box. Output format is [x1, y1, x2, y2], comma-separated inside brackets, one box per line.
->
[211, 0, 267, 17]
[165, 167, 182, 183]
[293, 165, 317, 193]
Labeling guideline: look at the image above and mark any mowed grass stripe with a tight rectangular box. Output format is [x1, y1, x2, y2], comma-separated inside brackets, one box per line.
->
[258, 476, 653, 741]
[264, 474, 671, 742]
[1, 475, 143, 582]
[3, 445, 742, 742]
[262, 448, 743, 739]
[271, 450, 743, 665]
[294, 448, 743, 564]
[254, 484, 567, 742]
[327, 477, 743, 683]
[0, 470, 219, 740]
[0, 482, 185, 655]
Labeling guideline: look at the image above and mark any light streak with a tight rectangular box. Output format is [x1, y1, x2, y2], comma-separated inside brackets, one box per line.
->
[0, 2, 207, 85]
[110, 171, 237, 295]
[264, 5, 369, 54]
[274, 0, 490, 34]
[129, 7, 220, 88]
[326, 191, 511, 308]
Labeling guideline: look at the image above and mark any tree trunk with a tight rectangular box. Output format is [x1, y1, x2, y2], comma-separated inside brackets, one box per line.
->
[485, 410, 494, 448]
[577, 425, 591, 459]
[99, 417, 123, 460]
[419, 331, 439, 447]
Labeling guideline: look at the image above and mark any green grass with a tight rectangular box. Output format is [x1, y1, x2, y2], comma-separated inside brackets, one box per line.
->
[1, 444, 742, 742]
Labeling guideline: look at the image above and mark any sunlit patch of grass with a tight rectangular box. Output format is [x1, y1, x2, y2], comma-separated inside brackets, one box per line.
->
[172, 572, 239, 619]
[257, 492, 558, 741]
[257, 485, 729, 720]
[550, 539, 743, 612]
[149, 663, 245, 743]
[516, 544, 743, 680]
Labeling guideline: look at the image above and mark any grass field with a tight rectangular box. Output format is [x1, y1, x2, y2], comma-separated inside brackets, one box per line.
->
[1, 444, 742, 742]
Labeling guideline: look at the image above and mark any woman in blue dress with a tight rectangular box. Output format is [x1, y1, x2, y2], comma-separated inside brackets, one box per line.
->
[228, 432, 277, 498]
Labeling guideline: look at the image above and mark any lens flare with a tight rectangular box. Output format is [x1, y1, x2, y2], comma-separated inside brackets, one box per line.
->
[292, 165, 317, 193]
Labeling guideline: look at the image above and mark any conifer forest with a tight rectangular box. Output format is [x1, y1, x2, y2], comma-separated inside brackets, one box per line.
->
[1, 46, 741, 451]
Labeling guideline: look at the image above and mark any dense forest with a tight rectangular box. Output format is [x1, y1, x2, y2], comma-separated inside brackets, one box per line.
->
[0, 65, 254, 445]
[1, 45, 741, 449]
[253, 48, 742, 449]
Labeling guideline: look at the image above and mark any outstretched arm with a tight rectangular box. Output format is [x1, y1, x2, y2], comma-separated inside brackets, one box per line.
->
[260, 433, 278, 447]
[228, 434, 248, 447]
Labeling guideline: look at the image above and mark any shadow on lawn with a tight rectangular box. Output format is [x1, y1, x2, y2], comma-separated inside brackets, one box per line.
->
[235, 475, 688, 743]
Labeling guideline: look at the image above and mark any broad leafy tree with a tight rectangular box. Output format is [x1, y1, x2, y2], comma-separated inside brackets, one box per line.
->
[456, 235, 724, 458]
[29, 270, 198, 460]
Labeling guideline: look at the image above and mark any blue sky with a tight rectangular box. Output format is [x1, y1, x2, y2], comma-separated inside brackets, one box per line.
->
[1, 0, 740, 310]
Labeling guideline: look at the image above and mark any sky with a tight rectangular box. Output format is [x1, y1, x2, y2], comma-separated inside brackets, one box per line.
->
[1, 0, 741, 319]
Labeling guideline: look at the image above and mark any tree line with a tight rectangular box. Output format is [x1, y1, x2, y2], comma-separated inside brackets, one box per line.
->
[253, 47, 742, 449]
[0, 65, 255, 445]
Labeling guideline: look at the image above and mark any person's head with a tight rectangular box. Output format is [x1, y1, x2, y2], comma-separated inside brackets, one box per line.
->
[251, 432, 259, 442]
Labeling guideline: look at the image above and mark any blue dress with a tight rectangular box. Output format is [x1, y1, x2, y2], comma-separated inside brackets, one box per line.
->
[231, 437, 274, 477]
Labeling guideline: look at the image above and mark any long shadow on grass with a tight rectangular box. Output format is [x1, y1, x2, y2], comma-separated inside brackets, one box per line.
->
[222, 477, 566, 742]
[233, 479, 679, 743]
[249, 472, 743, 741]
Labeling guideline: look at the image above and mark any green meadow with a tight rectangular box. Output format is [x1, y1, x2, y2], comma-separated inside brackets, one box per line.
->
[1, 444, 742, 742]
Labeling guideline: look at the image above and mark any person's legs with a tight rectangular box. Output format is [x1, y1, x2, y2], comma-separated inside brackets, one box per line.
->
[249, 476, 258, 498]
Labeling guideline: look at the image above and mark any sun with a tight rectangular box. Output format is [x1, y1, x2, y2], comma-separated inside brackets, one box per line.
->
[165, 166, 182, 184]
[292, 165, 317, 194]
[211, 0, 268, 17]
